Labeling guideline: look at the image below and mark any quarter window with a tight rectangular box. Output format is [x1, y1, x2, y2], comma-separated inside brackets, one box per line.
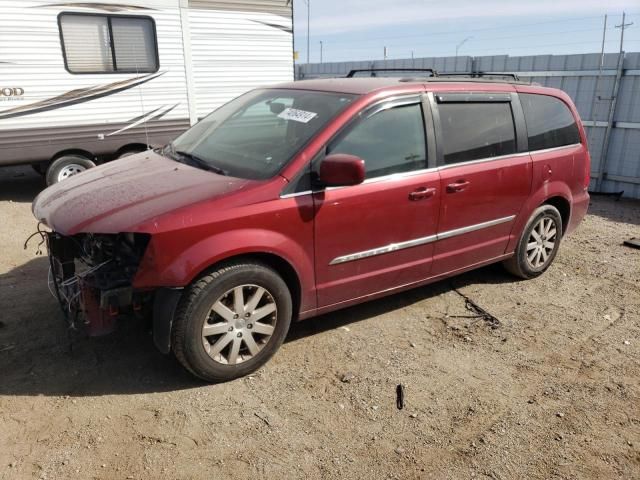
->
[520, 93, 580, 151]
[437, 102, 516, 165]
[329, 103, 427, 179]
[59, 14, 158, 74]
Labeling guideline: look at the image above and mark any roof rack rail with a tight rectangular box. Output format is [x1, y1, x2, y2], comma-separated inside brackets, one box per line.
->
[438, 71, 521, 81]
[346, 68, 437, 78]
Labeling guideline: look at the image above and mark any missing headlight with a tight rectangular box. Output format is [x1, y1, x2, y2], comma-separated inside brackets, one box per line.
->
[47, 232, 151, 335]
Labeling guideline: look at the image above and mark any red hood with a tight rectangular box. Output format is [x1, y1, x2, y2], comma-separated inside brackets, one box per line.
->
[32, 152, 256, 235]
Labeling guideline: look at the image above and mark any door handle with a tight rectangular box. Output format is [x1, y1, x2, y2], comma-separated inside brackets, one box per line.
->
[446, 180, 470, 193]
[409, 187, 437, 201]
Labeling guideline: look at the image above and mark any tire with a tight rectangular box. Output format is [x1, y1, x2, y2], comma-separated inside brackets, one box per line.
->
[46, 155, 96, 186]
[503, 205, 563, 279]
[172, 261, 293, 383]
[117, 149, 145, 159]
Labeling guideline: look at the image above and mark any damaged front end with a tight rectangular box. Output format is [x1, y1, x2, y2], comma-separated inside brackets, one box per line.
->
[47, 232, 152, 336]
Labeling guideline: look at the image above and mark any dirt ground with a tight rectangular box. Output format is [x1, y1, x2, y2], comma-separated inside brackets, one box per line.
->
[0, 165, 639, 480]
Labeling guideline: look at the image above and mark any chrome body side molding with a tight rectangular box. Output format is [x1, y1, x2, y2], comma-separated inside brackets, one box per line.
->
[329, 215, 516, 265]
[329, 234, 438, 265]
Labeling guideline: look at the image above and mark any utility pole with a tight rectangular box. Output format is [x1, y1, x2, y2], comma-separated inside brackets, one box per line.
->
[320, 40, 323, 63]
[615, 11, 633, 53]
[384, 46, 388, 60]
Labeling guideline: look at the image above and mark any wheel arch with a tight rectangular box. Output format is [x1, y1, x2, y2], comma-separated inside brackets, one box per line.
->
[201, 252, 303, 322]
[542, 195, 571, 237]
[50, 148, 95, 163]
[151, 251, 303, 356]
[506, 182, 573, 254]
[134, 228, 315, 316]
[115, 143, 148, 158]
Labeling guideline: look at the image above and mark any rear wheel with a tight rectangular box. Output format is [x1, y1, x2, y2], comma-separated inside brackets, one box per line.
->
[172, 261, 292, 382]
[46, 155, 96, 185]
[503, 205, 563, 279]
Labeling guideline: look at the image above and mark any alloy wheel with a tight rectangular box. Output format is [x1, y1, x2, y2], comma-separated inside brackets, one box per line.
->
[526, 216, 558, 269]
[202, 284, 277, 365]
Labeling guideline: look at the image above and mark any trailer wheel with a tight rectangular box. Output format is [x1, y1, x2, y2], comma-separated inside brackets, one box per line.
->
[46, 155, 96, 186]
[117, 148, 146, 159]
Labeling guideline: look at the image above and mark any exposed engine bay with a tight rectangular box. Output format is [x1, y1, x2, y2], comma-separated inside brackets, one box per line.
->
[47, 232, 151, 336]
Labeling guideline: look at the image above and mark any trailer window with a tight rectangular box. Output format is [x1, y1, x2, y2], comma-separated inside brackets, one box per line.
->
[59, 13, 158, 74]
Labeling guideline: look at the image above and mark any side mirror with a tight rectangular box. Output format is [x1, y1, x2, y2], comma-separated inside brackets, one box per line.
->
[319, 153, 366, 187]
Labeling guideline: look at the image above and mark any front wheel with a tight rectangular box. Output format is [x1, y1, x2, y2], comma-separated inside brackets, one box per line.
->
[503, 205, 563, 279]
[171, 261, 292, 382]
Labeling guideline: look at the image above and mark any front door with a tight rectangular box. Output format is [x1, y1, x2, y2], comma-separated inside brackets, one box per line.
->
[430, 92, 532, 274]
[313, 96, 441, 308]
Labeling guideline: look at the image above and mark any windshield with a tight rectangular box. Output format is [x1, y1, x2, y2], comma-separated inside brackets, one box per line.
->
[169, 89, 357, 180]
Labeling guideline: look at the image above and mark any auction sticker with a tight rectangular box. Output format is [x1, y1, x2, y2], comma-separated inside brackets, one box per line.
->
[278, 108, 318, 124]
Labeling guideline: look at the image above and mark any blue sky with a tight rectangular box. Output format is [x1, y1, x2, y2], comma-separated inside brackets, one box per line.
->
[292, 0, 640, 64]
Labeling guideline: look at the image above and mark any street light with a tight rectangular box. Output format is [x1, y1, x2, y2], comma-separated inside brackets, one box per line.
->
[455, 36, 473, 58]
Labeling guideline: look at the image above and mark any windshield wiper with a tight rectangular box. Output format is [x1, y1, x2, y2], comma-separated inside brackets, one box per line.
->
[174, 150, 228, 176]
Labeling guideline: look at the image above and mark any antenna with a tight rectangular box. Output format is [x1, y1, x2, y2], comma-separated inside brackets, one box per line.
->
[133, 48, 150, 151]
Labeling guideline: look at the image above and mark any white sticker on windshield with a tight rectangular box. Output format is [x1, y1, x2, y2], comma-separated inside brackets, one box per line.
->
[278, 108, 318, 124]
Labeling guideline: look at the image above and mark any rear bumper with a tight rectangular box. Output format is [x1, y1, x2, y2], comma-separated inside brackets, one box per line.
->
[567, 189, 590, 236]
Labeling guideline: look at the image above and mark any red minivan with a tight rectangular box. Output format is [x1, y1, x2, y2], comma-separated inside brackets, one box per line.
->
[33, 73, 591, 382]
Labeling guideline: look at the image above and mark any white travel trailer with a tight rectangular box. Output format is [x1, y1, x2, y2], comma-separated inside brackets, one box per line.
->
[0, 0, 293, 184]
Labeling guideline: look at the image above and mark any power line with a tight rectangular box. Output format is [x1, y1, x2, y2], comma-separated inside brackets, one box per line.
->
[323, 26, 624, 51]
[325, 39, 640, 63]
[300, 11, 638, 62]
[301, 14, 609, 43]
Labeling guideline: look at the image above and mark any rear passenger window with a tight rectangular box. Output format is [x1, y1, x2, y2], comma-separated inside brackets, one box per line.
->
[329, 103, 427, 179]
[520, 94, 580, 151]
[437, 102, 516, 165]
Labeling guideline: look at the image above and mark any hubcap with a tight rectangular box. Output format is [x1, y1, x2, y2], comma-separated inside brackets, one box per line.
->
[526, 216, 557, 269]
[57, 163, 86, 181]
[202, 285, 277, 365]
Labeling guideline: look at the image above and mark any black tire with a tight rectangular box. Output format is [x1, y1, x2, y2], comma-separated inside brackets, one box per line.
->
[503, 205, 563, 279]
[46, 155, 96, 186]
[117, 149, 145, 159]
[172, 261, 292, 383]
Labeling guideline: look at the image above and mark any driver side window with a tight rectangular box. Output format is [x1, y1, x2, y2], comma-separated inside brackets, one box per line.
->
[328, 102, 427, 179]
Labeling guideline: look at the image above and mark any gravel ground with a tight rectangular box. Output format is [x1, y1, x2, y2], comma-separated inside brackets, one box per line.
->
[0, 165, 639, 480]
